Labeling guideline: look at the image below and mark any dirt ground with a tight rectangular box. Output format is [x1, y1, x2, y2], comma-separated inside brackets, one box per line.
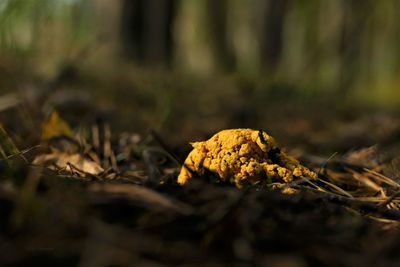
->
[1, 69, 400, 267]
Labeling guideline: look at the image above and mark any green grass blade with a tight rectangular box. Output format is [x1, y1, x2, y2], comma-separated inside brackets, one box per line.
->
[0, 124, 19, 159]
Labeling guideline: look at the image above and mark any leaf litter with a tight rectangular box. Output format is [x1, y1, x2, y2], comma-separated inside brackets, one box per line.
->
[2, 101, 400, 266]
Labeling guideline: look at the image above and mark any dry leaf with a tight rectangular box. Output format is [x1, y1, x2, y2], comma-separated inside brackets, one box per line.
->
[33, 152, 104, 176]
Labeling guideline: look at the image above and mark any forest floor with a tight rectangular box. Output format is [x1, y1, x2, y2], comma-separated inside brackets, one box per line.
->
[1, 67, 400, 266]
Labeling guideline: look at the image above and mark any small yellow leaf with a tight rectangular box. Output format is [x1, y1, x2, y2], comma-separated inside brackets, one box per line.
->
[41, 111, 73, 140]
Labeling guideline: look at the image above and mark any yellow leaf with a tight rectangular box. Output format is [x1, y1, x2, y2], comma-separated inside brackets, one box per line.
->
[41, 111, 73, 140]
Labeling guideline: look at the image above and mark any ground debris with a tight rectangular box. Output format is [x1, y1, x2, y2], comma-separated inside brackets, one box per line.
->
[3, 105, 400, 266]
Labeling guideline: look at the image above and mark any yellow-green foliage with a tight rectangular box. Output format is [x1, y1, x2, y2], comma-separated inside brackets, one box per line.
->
[0, 124, 19, 160]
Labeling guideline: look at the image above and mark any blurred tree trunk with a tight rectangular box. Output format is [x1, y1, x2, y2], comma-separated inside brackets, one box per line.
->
[120, 0, 175, 66]
[205, 0, 236, 71]
[338, 0, 373, 94]
[260, 0, 289, 74]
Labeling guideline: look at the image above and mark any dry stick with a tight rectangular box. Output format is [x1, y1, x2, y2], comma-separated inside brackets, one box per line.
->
[0, 144, 43, 163]
[298, 173, 400, 219]
[364, 168, 400, 188]
[92, 125, 100, 151]
[110, 149, 118, 172]
[317, 178, 354, 198]
[91, 124, 102, 164]
[346, 168, 383, 192]
[298, 176, 327, 192]
[102, 131, 119, 172]
[310, 189, 400, 220]
[103, 124, 112, 169]
[354, 196, 394, 203]
[317, 152, 338, 175]
[378, 189, 400, 208]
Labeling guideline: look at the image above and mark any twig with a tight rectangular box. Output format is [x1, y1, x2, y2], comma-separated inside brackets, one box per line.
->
[378, 189, 400, 208]
[318, 152, 338, 175]
[311, 190, 400, 220]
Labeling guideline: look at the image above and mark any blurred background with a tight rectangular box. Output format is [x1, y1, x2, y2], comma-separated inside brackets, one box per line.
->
[1, 0, 400, 150]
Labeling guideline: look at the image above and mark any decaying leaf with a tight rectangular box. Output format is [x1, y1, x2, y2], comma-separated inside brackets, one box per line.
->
[34, 110, 103, 176]
[33, 152, 104, 176]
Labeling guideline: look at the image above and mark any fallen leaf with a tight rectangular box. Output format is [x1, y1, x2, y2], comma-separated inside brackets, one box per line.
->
[33, 152, 104, 176]
[41, 111, 73, 140]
